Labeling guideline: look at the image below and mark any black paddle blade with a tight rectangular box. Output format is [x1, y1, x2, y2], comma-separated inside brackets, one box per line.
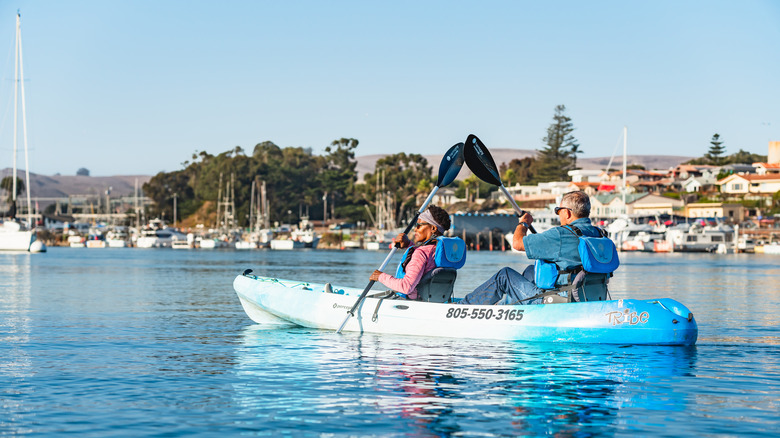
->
[464, 134, 502, 186]
[436, 142, 465, 187]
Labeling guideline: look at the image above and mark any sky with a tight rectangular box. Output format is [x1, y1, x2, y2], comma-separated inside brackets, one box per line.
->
[0, 0, 778, 176]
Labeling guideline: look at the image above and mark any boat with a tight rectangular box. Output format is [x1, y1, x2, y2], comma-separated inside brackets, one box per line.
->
[235, 229, 273, 250]
[0, 14, 45, 253]
[106, 228, 130, 247]
[198, 234, 232, 249]
[269, 237, 305, 250]
[664, 221, 732, 253]
[135, 219, 187, 248]
[755, 243, 780, 254]
[172, 233, 196, 249]
[290, 216, 320, 248]
[68, 234, 85, 248]
[85, 233, 107, 248]
[0, 219, 37, 251]
[233, 273, 698, 345]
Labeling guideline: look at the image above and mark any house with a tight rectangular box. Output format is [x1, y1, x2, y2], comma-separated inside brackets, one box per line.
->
[41, 212, 76, 232]
[682, 176, 716, 193]
[685, 203, 746, 223]
[497, 181, 569, 203]
[752, 162, 780, 175]
[432, 187, 460, 205]
[591, 193, 683, 219]
[602, 169, 669, 184]
[567, 169, 603, 183]
[566, 181, 600, 196]
[717, 174, 780, 195]
[720, 163, 756, 175]
[671, 164, 718, 179]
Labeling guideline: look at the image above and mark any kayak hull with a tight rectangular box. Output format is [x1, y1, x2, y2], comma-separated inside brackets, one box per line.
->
[233, 274, 698, 345]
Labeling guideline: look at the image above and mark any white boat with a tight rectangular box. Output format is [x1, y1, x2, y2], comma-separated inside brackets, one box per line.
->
[0, 14, 45, 253]
[341, 240, 361, 249]
[363, 241, 381, 250]
[135, 221, 187, 248]
[269, 238, 304, 250]
[756, 243, 780, 254]
[233, 273, 698, 345]
[290, 225, 320, 248]
[106, 228, 130, 248]
[0, 220, 35, 251]
[68, 234, 85, 248]
[198, 236, 232, 249]
[664, 222, 732, 253]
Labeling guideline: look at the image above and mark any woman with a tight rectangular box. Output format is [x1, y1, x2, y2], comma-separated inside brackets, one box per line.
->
[369, 205, 451, 299]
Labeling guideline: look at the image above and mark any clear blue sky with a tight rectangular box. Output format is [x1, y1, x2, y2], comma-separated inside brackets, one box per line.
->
[0, 0, 778, 176]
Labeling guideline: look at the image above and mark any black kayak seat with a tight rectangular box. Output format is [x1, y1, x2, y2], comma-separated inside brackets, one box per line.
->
[543, 272, 610, 304]
[417, 267, 457, 303]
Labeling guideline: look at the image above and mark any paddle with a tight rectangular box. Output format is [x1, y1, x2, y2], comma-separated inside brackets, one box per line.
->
[336, 142, 465, 333]
[463, 134, 537, 234]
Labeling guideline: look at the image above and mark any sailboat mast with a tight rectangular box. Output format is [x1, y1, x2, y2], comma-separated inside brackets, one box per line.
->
[12, 14, 19, 209]
[622, 126, 627, 215]
[18, 13, 33, 226]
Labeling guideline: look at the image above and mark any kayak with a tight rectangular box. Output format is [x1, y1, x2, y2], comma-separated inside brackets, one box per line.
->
[233, 273, 698, 345]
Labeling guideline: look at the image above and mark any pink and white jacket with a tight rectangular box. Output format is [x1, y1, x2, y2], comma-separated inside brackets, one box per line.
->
[377, 245, 437, 300]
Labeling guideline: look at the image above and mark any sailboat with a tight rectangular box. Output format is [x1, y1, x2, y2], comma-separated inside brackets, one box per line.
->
[0, 13, 45, 252]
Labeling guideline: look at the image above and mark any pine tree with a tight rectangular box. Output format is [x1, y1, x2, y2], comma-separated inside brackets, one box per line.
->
[705, 133, 726, 165]
[536, 105, 581, 182]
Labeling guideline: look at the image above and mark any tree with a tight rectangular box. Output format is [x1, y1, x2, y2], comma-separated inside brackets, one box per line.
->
[705, 133, 726, 165]
[1, 176, 24, 202]
[319, 138, 360, 219]
[500, 157, 537, 185]
[76, 168, 90, 176]
[536, 105, 581, 182]
[360, 153, 432, 223]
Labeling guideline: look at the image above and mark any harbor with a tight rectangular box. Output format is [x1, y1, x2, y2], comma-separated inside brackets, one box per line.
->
[2, 247, 778, 436]
[1, 3, 779, 436]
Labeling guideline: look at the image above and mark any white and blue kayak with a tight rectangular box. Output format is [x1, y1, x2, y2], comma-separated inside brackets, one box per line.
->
[233, 273, 698, 345]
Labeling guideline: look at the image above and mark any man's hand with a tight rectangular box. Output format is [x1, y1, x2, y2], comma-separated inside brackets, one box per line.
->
[369, 269, 383, 282]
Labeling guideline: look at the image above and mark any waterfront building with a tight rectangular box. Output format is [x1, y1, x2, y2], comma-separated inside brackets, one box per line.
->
[591, 193, 683, 220]
[684, 203, 746, 223]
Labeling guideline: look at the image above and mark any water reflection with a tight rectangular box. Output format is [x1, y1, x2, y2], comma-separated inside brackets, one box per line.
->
[0, 253, 33, 379]
[234, 325, 697, 435]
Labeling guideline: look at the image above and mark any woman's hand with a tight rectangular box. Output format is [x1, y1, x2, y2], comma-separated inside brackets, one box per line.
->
[393, 233, 411, 249]
[369, 269, 383, 282]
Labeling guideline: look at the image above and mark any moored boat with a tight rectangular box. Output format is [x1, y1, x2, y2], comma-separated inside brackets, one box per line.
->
[233, 273, 698, 345]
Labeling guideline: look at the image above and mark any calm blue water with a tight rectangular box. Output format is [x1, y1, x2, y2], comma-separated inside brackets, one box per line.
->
[1, 247, 779, 436]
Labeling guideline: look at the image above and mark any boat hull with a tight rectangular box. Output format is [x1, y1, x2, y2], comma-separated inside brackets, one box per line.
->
[233, 275, 698, 345]
[0, 229, 34, 251]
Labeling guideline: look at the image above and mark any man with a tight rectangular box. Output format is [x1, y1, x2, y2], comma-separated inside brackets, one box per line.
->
[461, 191, 603, 305]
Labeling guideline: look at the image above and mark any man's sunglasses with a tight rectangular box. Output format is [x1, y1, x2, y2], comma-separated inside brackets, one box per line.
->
[554, 207, 571, 215]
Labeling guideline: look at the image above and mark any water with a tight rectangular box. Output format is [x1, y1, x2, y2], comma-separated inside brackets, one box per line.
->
[1, 248, 779, 436]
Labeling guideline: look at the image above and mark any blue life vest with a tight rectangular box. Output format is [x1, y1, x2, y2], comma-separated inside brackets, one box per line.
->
[534, 225, 619, 290]
[395, 236, 467, 278]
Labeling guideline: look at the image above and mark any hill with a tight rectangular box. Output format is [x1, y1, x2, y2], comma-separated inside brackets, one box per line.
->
[1, 168, 151, 199]
[354, 149, 693, 181]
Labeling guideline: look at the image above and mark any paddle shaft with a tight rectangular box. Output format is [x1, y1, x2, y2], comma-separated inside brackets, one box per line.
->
[336, 186, 440, 333]
[497, 185, 537, 234]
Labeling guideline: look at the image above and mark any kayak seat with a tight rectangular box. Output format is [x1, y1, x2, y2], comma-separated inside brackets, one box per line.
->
[416, 267, 457, 303]
[575, 273, 610, 302]
[540, 272, 610, 304]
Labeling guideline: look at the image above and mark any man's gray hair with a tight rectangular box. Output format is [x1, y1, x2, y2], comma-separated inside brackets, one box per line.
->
[561, 191, 591, 218]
